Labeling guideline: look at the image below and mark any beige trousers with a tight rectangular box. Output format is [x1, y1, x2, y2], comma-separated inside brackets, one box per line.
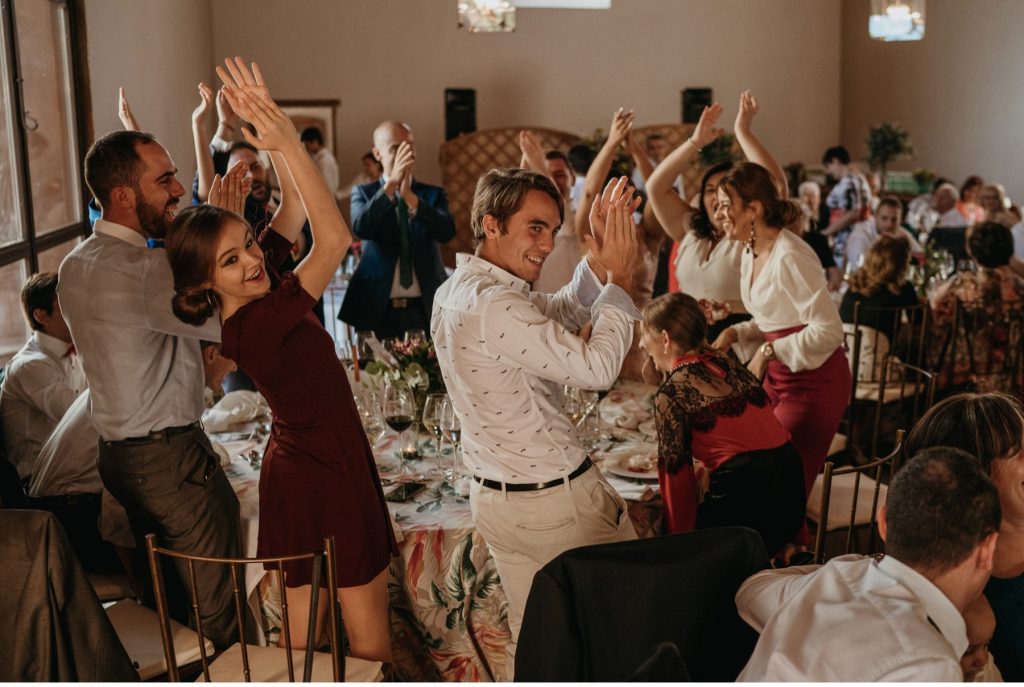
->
[470, 466, 637, 674]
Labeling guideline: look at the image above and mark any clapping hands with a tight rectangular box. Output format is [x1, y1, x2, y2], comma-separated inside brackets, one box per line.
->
[216, 57, 299, 153]
[519, 130, 545, 172]
[607, 108, 636, 146]
[118, 87, 141, 132]
[208, 160, 252, 216]
[191, 82, 214, 127]
[587, 176, 640, 288]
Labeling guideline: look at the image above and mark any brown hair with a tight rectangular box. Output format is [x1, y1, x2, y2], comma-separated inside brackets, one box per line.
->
[848, 234, 911, 297]
[83, 130, 157, 209]
[165, 205, 242, 326]
[967, 221, 1015, 269]
[641, 292, 707, 352]
[902, 391, 1024, 475]
[876, 195, 903, 216]
[717, 162, 802, 229]
[470, 168, 563, 248]
[21, 272, 58, 331]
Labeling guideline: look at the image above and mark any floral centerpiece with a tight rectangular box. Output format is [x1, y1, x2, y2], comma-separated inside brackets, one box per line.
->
[360, 338, 445, 411]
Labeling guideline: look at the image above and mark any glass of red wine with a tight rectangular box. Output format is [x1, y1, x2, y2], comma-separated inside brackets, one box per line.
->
[384, 381, 416, 474]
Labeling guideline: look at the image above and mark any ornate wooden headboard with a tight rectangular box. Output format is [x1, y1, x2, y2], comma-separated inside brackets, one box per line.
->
[438, 126, 581, 264]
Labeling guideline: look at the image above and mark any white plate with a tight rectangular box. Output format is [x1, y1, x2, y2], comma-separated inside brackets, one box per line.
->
[604, 454, 659, 481]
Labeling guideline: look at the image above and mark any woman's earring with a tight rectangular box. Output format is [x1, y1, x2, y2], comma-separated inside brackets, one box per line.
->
[745, 218, 757, 257]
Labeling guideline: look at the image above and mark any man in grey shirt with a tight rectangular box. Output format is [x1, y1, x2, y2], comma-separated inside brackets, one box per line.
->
[58, 130, 239, 646]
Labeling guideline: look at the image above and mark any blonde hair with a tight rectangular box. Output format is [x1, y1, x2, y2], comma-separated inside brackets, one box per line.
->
[848, 234, 911, 297]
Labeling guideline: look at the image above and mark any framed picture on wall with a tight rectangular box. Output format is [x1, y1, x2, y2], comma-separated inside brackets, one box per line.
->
[278, 99, 340, 155]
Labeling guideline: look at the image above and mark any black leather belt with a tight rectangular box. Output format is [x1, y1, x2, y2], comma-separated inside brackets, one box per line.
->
[473, 457, 593, 492]
[103, 421, 203, 447]
[390, 297, 421, 309]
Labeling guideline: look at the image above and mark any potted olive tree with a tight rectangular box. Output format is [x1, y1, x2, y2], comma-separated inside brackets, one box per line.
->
[865, 121, 913, 192]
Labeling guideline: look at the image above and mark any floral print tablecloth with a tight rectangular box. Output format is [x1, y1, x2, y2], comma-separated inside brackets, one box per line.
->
[215, 380, 661, 681]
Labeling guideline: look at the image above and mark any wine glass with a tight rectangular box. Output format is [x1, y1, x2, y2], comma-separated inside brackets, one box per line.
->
[384, 382, 416, 474]
[563, 386, 584, 426]
[404, 329, 427, 348]
[381, 337, 401, 357]
[356, 388, 386, 447]
[422, 393, 448, 475]
[439, 401, 462, 483]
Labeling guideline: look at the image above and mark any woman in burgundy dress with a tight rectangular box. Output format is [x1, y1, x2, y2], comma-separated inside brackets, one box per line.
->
[166, 59, 396, 660]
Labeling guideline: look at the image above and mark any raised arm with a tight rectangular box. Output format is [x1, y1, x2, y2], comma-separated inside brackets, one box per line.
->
[734, 90, 787, 197]
[623, 133, 655, 185]
[191, 83, 217, 202]
[573, 109, 635, 247]
[118, 87, 141, 132]
[646, 103, 724, 242]
[267, 148, 307, 243]
[218, 57, 351, 300]
[519, 130, 548, 176]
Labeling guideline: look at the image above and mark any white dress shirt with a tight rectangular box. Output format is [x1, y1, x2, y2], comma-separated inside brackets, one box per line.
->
[57, 219, 219, 441]
[376, 174, 424, 299]
[0, 331, 86, 478]
[674, 232, 746, 313]
[938, 207, 969, 228]
[1011, 221, 1024, 260]
[733, 229, 844, 372]
[845, 218, 924, 271]
[431, 254, 639, 482]
[28, 390, 101, 496]
[312, 147, 340, 196]
[737, 554, 968, 682]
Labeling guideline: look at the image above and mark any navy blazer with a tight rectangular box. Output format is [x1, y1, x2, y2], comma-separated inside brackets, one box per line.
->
[339, 179, 455, 330]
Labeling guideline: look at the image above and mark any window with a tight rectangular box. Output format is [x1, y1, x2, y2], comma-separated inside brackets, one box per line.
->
[0, 0, 89, 364]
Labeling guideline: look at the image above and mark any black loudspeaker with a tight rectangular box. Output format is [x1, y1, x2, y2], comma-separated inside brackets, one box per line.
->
[445, 88, 476, 141]
[682, 88, 712, 124]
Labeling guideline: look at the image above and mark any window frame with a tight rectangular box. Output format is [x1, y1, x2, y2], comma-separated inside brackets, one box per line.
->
[0, 0, 91, 272]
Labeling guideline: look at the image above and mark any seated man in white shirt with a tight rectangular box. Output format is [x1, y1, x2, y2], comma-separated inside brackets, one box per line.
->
[935, 182, 969, 228]
[845, 195, 923, 271]
[736, 446, 1000, 682]
[0, 272, 86, 481]
[432, 169, 641, 668]
[27, 340, 239, 573]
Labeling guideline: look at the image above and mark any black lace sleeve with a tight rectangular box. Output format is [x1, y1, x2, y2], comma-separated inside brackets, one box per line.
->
[654, 351, 770, 474]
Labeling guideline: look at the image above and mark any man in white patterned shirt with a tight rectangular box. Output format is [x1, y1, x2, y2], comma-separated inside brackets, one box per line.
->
[431, 169, 641, 662]
[737, 447, 1000, 682]
[0, 272, 86, 480]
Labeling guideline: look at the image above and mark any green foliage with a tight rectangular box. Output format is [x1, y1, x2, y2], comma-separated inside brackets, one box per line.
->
[700, 134, 738, 167]
[865, 121, 913, 170]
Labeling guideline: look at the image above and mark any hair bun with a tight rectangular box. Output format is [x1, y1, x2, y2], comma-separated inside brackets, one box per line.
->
[171, 288, 216, 326]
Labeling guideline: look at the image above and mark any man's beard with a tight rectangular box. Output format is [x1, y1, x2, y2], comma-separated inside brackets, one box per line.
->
[135, 187, 173, 239]
[250, 181, 270, 206]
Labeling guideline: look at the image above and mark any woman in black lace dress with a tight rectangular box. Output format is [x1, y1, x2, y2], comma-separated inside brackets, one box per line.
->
[640, 292, 805, 556]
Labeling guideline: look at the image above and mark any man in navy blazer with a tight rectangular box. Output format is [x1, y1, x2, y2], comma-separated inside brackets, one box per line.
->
[339, 120, 455, 338]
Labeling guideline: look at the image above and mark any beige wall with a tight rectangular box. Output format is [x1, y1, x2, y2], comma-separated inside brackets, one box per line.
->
[841, 0, 1024, 200]
[209, 0, 841, 190]
[84, 0, 216, 191]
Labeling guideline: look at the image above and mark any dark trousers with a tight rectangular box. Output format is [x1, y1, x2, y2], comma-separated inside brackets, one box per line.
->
[24, 492, 122, 573]
[697, 442, 806, 557]
[97, 428, 240, 648]
[374, 297, 429, 340]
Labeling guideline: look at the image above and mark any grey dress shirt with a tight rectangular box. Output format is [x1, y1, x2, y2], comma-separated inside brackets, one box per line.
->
[57, 219, 219, 441]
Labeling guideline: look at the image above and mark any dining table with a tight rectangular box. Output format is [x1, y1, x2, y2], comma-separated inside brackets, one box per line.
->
[209, 380, 663, 682]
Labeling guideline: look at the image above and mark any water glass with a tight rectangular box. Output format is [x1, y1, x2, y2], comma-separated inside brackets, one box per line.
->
[422, 393, 448, 475]
[440, 401, 462, 483]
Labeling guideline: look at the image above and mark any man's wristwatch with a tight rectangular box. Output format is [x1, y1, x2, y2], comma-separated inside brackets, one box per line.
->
[760, 342, 776, 361]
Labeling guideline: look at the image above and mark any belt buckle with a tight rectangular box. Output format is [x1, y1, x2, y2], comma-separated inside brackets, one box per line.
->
[392, 298, 408, 309]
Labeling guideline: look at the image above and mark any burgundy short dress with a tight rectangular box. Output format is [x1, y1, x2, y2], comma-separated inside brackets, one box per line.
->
[221, 228, 398, 587]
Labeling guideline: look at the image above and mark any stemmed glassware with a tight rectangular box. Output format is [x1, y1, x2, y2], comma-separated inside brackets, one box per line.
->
[356, 387, 386, 448]
[384, 381, 417, 474]
[422, 393, 448, 476]
[439, 400, 462, 483]
[404, 329, 427, 347]
[355, 330, 375, 366]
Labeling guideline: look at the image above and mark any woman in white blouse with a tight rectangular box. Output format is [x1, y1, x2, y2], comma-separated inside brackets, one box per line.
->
[712, 162, 850, 545]
[646, 91, 787, 341]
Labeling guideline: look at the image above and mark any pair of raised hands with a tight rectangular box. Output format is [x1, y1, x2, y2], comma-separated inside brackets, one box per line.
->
[587, 176, 641, 287]
[690, 90, 761, 151]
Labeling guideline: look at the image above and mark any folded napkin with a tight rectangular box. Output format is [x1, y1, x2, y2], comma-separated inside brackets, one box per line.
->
[203, 390, 270, 433]
[601, 398, 651, 430]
